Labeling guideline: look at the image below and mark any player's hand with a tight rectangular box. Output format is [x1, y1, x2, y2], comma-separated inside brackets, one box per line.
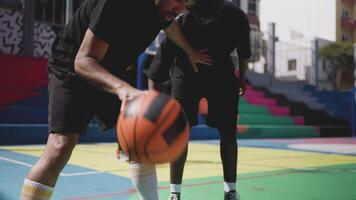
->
[188, 49, 213, 72]
[239, 77, 247, 96]
[115, 85, 144, 111]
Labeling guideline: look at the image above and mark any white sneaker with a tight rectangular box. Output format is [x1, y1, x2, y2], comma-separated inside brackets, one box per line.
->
[224, 190, 240, 200]
[168, 192, 180, 200]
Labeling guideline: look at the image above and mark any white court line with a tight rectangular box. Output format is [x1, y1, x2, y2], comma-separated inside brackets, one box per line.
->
[0, 156, 33, 168]
[0, 156, 105, 177]
[60, 171, 106, 177]
[288, 144, 356, 155]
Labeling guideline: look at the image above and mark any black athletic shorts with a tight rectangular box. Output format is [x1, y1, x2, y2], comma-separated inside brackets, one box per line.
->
[48, 69, 121, 134]
[171, 67, 239, 130]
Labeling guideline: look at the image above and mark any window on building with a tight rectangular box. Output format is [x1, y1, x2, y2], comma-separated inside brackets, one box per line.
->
[288, 59, 297, 71]
[248, 0, 257, 15]
[35, 0, 66, 26]
[0, 0, 23, 9]
[34, 0, 86, 27]
[342, 9, 349, 17]
[231, 0, 240, 8]
[342, 34, 350, 41]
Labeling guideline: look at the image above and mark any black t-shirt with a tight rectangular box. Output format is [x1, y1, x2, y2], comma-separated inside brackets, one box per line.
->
[48, 0, 171, 77]
[147, 1, 251, 83]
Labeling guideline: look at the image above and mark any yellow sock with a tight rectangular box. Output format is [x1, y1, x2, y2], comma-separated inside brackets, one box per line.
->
[20, 179, 53, 200]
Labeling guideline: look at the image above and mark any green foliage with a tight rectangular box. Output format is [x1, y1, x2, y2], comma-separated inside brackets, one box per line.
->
[318, 42, 354, 84]
[319, 42, 354, 70]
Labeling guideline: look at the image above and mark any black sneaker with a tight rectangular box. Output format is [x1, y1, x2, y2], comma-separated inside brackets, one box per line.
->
[168, 192, 180, 200]
[224, 190, 240, 200]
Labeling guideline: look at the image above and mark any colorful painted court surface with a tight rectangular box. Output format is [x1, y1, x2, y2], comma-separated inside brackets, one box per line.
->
[1, 138, 356, 200]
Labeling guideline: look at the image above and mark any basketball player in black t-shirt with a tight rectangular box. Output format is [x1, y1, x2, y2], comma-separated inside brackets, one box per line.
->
[145, 0, 251, 199]
[19, 0, 212, 199]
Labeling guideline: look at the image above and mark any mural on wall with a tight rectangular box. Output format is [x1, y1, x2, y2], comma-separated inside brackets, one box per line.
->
[33, 22, 56, 58]
[0, 8, 57, 58]
[0, 9, 23, 55]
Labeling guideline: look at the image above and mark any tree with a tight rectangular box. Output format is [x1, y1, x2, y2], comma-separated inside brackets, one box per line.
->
[319, 42, 354, 89]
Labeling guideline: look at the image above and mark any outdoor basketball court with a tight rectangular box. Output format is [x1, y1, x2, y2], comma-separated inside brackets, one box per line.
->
[1, 137, 356, 200]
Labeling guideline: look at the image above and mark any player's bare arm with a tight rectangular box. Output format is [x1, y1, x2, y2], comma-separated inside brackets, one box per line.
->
[74, 29, 141, 101]
[148, 79, 155, 90]
[238, 59, 248, 96]
[164, 20, 213, 71]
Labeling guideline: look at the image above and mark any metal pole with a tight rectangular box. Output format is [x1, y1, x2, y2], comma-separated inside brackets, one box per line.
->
[267, 23, 276, 78]
[352, 44, 356, 136]
[271, 23, 276, 78]
[314, 39, 319, 91]
[266, 23, 276, 87]
[352, 87, 356, 137]
[66, 0, 73, 25]
[22, 0, 35, 56]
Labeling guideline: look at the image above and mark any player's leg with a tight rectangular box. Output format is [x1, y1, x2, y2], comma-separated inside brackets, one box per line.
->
[129, 162, 159, 200]
[21, 133, 79, 200]
[95, 91, 159, 200]
[20, 71, 94, 200]
[168, 80, 198, 200]
[169, 146, 188, 199]
[218, 125, 240, 200]
[208, 86, 240, 200]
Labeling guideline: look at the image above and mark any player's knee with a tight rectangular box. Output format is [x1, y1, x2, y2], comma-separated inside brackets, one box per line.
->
[219, 127, 237, 141]
[45, 133, 78, 164]
[129, 162, 157, 177]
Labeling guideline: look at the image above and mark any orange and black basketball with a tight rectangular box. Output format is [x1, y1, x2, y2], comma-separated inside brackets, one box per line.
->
[116, 91, 189, 164]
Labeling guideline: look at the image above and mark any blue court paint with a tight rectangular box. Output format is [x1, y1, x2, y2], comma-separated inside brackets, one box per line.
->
[238, 139, 289, 149]
[0, 149, 133, 200]
[195, 139, 289, 149]
[190, 125, 220, 140]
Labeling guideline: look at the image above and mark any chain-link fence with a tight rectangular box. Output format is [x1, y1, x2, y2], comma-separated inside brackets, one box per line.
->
[248, 22, 356, 135]
[250, 23, 355, 91]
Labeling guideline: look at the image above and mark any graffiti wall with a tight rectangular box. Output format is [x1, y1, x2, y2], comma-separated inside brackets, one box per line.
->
[0, 8, 57, 58]
[33, 22, 56, 58]
[0, 9, 23, 55]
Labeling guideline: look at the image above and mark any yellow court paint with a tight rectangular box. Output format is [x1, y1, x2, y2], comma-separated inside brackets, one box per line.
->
[2, 143, 356, 182]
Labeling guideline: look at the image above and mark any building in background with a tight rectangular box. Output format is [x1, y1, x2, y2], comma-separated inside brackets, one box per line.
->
[336, 0, 356, 42]
[250, 23, 337, 89]
[230, 0, 261, 62]
[249, 0, 355, 90]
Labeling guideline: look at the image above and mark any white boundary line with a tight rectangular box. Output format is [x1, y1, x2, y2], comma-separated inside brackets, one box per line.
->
[0, 156, 33, 168]
[60, 171, 106, 177]
[0, 156, 106, 177]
